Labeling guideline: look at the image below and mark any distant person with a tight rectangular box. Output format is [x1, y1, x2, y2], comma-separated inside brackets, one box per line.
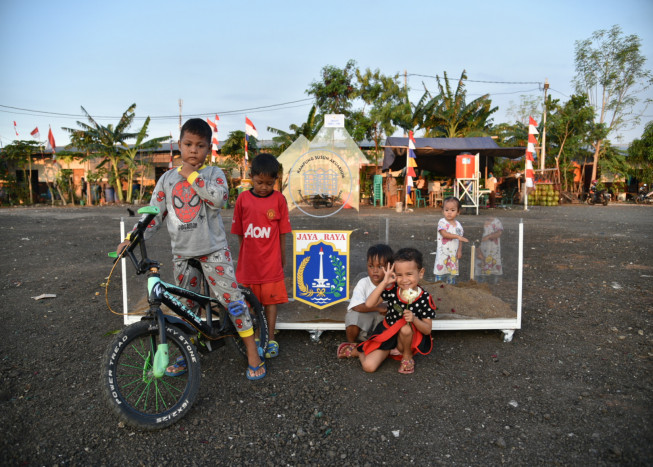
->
[475, 217, 503, 284]
[117, 118, 266, 380]
[338, 248, 436, 374]
[386, 172, 398, 207]
[433, 196, 468, 284]
[338, 244, 394, 352]
[486, 172, 498, 208]
[231, 153, 292, 360]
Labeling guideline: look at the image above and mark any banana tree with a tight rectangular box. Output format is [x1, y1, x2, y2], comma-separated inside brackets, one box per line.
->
[118, 116, 168, 203]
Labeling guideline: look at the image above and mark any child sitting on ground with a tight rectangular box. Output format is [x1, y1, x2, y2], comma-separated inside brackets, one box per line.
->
[433, 196, 468, 284]
[338, 248, 436, 374]
[231, 153, 292, 359]
[338, 244, 393, 351]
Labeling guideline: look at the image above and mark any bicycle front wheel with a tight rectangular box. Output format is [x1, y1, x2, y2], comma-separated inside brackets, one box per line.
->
[101, 321, 201, 430]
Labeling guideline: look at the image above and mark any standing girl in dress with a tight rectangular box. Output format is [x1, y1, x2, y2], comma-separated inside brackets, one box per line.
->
[433, 197, 468, 284]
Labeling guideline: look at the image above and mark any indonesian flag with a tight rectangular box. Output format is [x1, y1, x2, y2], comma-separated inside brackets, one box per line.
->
[30, 127, 40, 139]
[47, 127, 57, 160]
[206, 118, 217, 132]
[245, 117, 258, 138]
[13, 121, 18, 136]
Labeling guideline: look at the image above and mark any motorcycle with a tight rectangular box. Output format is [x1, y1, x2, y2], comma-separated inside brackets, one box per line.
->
[635, 185, 653, 204]
[586, 185, 610, 206]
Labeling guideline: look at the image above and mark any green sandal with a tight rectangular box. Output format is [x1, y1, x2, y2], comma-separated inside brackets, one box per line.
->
[266, 340, 279, 359]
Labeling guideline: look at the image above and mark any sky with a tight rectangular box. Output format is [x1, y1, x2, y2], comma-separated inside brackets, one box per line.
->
[1, 0, 652, 149]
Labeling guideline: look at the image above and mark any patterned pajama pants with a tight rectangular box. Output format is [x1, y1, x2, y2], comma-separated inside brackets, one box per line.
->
[172, 249, 253, 335]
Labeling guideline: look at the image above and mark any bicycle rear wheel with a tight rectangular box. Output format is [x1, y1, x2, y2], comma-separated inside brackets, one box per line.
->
[229, 286, 269, 359]
[101, 321, 200, 430]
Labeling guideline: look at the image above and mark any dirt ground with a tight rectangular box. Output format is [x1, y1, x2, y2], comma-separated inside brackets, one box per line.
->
[0, 203, 651, 465]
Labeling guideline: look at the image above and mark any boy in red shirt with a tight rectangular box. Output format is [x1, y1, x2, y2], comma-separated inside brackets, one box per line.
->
[231, 153, 291, 359]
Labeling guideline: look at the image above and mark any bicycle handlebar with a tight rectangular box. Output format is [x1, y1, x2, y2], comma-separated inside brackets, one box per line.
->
[109, 206, 161, 274]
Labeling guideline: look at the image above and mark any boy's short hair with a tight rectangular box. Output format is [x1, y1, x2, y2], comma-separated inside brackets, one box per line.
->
[443, 196, 461, 211]
[251, 153, 280, 179]
[367, 244, 393, 265]
[180, 118, 212, 145]
[394, 247, 423, 269]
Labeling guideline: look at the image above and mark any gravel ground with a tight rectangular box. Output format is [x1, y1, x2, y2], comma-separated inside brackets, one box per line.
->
[0, 203, 651, 466]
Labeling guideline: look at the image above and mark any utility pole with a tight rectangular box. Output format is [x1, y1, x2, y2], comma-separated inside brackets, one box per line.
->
[540, 79, 549, 170]
[178, 99, 183, 131]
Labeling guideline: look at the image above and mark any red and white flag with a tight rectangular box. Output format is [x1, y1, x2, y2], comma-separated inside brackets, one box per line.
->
[524, 117, 538, 188]
[245, 117, 258, 138]
[206, 118, 217, 132]
[30, 127, 40, 139]
[47, 127, 57, 160]
[13, 121, 19, 136]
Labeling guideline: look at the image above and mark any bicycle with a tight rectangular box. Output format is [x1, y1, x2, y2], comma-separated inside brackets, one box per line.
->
[102, 206, 268, 430]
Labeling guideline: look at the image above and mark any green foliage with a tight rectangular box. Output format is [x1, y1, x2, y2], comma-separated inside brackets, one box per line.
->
[413, 70, 497, 137]
[628, 120, 653, 184]
[63, 104, 139, 202]
[1, 140, 43, 204]
[573, 25, 653, 180]
[222, 130, 258, 164]
[268, 105, 322, 154]
[306, 59, 358, 115]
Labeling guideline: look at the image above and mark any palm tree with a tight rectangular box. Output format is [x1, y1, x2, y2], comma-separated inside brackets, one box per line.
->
[267, 105, 323, 154]
[63, 104, 138, 202]
[118, 116, 169, 203]
[413, 70, 497, 138]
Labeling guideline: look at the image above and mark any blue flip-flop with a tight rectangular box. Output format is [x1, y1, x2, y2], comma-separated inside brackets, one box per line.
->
[165, 356, 187, 377]
[246, 361, 266, 381]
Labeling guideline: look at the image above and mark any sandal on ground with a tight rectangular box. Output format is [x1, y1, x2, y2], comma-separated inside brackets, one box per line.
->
[337, 342, 356, 359]
[165, 356, 187, 377]
[398, 359, 415, 374]
[246, 361, 267, 381]
[266, 340, 279, 359]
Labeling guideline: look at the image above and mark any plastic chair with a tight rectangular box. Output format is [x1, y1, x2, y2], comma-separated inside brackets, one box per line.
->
[372, 175, 384, 206]
[415, 190, 427, 208]
[500, 188, 516, 207]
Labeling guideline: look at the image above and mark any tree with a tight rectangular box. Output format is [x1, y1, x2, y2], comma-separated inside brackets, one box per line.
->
[222, 130, 258, 175]
[356, 68, 411, 163]
[63, 104, 138, 202]
[628, 120, 653, 184]
[306, 59, 358, 115]
[306, 60, 363, 138]
[507, 95, 542, 126]
[118, 116, 168, 203]
[1, 140, 41, 204]
[413, 70, 497, 137]
[267, 105, 323, 154]
[546, 94, 596, 189]
[573, 25, 653, 181]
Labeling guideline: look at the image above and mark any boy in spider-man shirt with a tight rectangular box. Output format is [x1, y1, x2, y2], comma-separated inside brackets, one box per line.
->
[231, 153, 291, 359]
[117, 118, 266, 380]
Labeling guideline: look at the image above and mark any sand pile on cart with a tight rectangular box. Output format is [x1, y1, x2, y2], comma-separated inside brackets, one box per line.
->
[421, 281, 515, 319]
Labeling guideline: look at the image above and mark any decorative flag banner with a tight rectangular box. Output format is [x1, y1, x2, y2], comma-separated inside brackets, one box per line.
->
[13, 121, 19, 136]
[405, 130, 418, 207]
[293, 230, 351, 309]
[168, 132, 174, 169]
[211, 115, 219, 163]
[47, 127, 57, 160]
[525, 117, 538, 188]
[30, 127, 40, 139]
[206, 118, 217, 132]
[244, 117, 258, 162]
